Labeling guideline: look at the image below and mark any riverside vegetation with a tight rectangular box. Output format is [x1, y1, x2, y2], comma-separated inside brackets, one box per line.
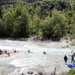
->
[0, 0, 75, 41]
[0, 0, 75, 75]
[62, 68, 75, 75]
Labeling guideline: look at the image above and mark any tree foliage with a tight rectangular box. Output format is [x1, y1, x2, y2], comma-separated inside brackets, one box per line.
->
[0, 4, 3, 18]
[0, 0, 75, 40]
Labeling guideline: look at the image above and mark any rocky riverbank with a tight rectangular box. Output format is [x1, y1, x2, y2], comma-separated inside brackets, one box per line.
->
[0, 37, 72, 47]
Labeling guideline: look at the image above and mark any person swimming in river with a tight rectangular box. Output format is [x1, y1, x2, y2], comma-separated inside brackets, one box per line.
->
[64, 55, 68, 63]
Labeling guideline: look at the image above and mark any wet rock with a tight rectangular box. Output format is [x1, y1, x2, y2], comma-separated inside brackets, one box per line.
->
[51, 67, 56, 75]
[35, 74, 39, 75]
[27, 71, 33, 74]
[38, 72, 43, 75]
[20, 73, 25, 75]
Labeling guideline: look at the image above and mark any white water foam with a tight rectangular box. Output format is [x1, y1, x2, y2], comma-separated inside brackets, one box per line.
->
[0, 39, 73, 75]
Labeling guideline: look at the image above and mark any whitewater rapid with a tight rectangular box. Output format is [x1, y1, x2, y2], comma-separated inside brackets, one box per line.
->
[0, 39, 73, 75]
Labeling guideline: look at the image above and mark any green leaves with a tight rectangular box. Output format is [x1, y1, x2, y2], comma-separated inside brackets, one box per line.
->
[0, 4, 3, 19]
[40, 13, 66, 40]
[12, 1, 23, 19]
[0, 19, 5, 37]
[0, 0, 75, 40]
[35, 6, 41, 18]
[11, 12, 30, 38]
[53, 24, 62, 37]
[62, 68, 75, 75]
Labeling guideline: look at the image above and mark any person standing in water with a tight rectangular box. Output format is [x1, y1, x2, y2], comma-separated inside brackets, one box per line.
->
[64, 55, 68, 63]
[73, 60, 75, 65]
[71, 55, 74, 63]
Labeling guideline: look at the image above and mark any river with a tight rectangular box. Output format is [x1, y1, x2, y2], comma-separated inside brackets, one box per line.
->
[0, 39, 74, 75]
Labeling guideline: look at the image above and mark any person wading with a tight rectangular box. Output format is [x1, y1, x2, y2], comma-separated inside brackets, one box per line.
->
[71, 55, 74, 63]
[64, 55, 68, 63]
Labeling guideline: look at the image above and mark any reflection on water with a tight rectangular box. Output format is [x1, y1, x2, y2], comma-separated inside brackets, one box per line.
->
[0, 39, 73, 75]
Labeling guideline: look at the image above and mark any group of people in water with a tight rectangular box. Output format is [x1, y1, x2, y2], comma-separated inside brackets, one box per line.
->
[1, 48, 75, 65]
[28, 50, 46, 54]
[0, 49, 17, 56]
[64, 53, 75, 65]
[0, 47, 47, 55]
[1, 49, 74, 63]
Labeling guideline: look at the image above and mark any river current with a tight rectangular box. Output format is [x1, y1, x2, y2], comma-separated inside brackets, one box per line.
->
[0, 39, 74, 75]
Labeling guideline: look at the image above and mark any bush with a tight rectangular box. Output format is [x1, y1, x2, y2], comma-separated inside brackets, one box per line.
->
[61, 68, 75, 75]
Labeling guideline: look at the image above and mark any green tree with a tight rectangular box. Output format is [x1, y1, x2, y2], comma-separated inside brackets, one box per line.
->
[41, 13, 66, 40]
[52, 13, 67, 39]
[53, 24, 62, 40]
[34, 17, 41, 38]
[49, 10, 52, 18]
[0, 4, 3, 18]
[0, 19, 5, 37]
[40, 17, 51, 39]
[12, 1, 23, 19]
[30, 16, 41, 38]
[65, 11, 74, 34]
[11, 11, 30, 38]
[3, 12, 13, 37]
[10, 21, 20, 38]
[35, 6, 41, 18]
